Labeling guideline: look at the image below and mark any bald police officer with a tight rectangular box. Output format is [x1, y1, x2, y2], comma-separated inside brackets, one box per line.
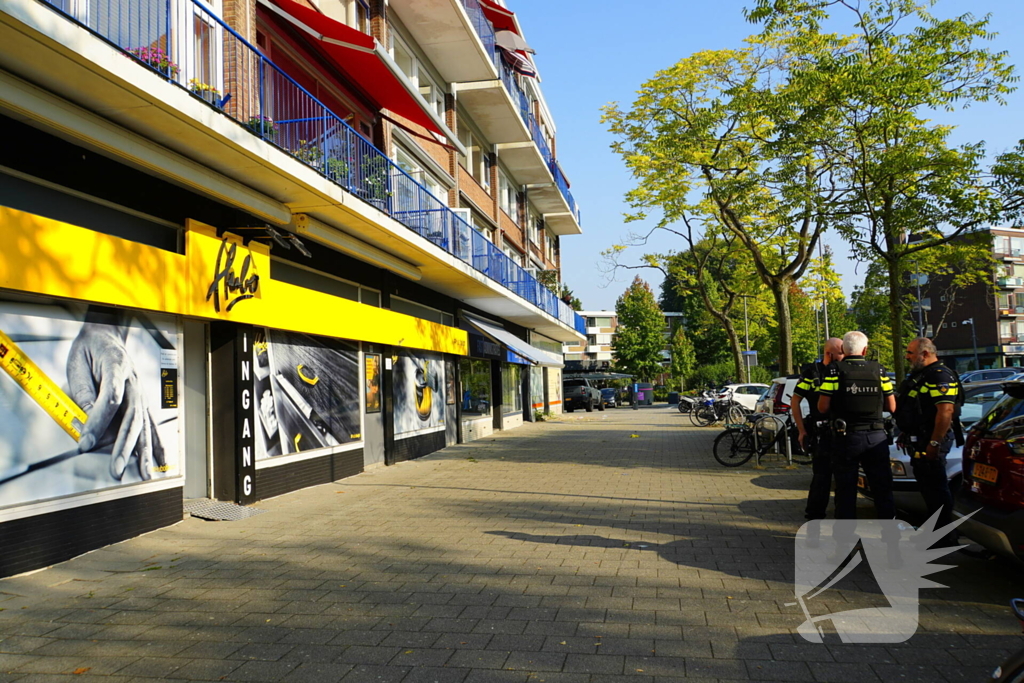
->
[792, 337, 845, 520]
[818, 331, 897, 521]
[896, 337, 962, 545]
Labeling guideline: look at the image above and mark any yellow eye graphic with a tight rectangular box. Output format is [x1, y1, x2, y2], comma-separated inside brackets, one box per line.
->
[415, 363, 432, 420]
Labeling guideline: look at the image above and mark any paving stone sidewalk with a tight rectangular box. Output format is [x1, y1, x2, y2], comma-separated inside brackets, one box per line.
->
[1, 406, 1021, 683]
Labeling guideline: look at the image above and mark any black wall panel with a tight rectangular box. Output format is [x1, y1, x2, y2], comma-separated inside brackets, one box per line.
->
[0, 487, 183, 579]
[254, 449, 364, 500]
[392, 432, 446, 463]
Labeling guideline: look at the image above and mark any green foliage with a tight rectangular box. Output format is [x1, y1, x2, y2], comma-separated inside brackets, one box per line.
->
[669, 326, 696, 388]
[559, 285, 582, 310]
[745, 0, 1023, 380]
[612, 277, 665, 382]
[687, 361, 744, 389]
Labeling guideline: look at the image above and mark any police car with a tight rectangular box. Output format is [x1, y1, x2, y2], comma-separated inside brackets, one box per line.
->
[857, 380, 1006, 516]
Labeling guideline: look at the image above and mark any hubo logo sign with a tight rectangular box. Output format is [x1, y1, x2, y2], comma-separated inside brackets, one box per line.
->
[207, 237, 260, 313]
[792, 512, 972, 643]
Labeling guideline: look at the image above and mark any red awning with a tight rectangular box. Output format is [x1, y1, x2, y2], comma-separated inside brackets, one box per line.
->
[264, 0, 444, 137]
[480, 0, 518, 34]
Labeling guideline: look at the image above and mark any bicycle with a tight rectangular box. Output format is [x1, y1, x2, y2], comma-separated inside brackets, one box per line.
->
[691, 389, 749, 427]
[713, 412, 812, 467]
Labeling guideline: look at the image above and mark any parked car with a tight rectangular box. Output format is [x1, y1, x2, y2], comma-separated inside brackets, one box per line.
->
[962, 368, 1020, 384]
[858, 381, 1006, 516]
[754, 375, 803, 416]
[600, 387, 618, 408]
[955, 380, 1024, 566]
[720, 383, 770, 411]
[563, 378, 603, 413]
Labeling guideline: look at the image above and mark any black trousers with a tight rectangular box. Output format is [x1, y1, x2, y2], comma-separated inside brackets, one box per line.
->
[805, 429, 833, 520]
[910, 432, 956, 544]
[832, 429, 895, 521]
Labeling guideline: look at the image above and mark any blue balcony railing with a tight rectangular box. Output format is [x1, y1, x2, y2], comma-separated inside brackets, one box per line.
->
[38, 0, 584, 335]
[459, 0, 499, 69]
[549, 161, 581, 225]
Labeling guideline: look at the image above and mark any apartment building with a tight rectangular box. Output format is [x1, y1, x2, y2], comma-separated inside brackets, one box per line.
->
[0, 0, 584, 577]
[918, 227, 1024, 371]
[563, 311, 684, 378]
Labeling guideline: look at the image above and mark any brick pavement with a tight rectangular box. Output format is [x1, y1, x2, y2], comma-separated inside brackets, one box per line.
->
[1, 406, 1021, 682]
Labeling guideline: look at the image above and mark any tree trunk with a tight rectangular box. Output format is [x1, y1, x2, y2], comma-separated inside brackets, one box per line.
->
[887, 259, 906, 383]
[771, 279, 794, 375]
[709, 309, 745, 383]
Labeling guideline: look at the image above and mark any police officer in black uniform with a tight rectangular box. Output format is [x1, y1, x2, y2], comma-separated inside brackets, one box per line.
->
[896, 337, 962, 545]
[792, 337, 845, 520]
[817, 330, 897, 521]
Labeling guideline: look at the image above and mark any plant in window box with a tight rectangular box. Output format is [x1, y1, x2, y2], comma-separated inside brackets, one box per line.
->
[188, 79, 222, 107]
[291, 140, 323, 168]
[325, 156, 350, 184]
[128, 46, 179, 78]
[244, 115, 277, 141]
[357, 153, 393, 208]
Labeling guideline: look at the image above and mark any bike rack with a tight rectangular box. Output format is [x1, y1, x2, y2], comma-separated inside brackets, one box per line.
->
[752, 413, 792, 467]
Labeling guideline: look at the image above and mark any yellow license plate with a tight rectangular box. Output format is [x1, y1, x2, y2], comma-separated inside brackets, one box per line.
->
[973, 462, 999, 484]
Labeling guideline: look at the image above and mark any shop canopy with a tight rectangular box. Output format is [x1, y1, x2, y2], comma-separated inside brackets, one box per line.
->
[263, 0, 446, 138]
[463, 313, 563, 367]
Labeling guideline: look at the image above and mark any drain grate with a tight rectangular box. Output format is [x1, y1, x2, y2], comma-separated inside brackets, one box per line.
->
[184, 498, 266, 521]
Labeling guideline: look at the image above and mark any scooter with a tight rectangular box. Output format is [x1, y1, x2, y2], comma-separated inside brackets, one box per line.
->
[988, 598, 1024, 682]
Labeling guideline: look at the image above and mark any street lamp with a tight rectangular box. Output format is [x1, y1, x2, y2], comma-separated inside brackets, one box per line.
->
[963, 318, 980, 371]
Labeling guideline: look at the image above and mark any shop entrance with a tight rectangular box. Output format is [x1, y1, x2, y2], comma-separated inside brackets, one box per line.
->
[183, 320, 210, 499]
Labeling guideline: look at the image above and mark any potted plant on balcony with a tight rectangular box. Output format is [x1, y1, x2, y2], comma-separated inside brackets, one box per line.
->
[244, 115, 277, 142]
[128, 46, 179, 78]
[188, 79, 222, 108]
[357, 153, 392, 210]
[292, 140, 323, 169]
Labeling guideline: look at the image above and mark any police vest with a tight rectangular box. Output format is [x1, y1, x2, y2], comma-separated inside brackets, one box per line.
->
[833, 359, 884, 424]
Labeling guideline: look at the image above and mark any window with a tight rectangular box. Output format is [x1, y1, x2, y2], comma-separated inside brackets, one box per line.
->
[591, 317, 613, 328]
[390, 33, 446, 121]
[1002, 321, 1014, 338]
[528, 209, 542, 245]
[395, 146, 445, 200]
[502, 363, 523, 415]
[355, 0, 370, 34]
[460, 359, 491, 418]
[498, 171, 519, 220]
[503, 242, 523, 266]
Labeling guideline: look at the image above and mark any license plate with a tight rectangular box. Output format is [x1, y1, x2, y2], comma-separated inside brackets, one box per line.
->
[973, 462, 999, 484]
[857, 475, 868, 490]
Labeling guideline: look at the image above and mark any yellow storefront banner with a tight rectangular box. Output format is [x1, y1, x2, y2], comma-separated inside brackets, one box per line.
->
[0, 206, 467, 355]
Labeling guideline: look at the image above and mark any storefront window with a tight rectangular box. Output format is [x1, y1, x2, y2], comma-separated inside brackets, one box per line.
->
[502, 363, 523, 415]
[460, 359, 491, 418]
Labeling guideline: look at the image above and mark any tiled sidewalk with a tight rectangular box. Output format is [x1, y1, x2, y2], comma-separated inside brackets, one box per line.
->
[1, 406, 1021, 682]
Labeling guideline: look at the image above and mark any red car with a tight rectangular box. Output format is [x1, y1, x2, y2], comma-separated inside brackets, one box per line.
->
[956, 381, 1024, 566]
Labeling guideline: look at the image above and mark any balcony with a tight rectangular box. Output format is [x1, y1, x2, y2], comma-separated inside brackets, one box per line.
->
[387, 0, 498, 83]
[997, 277, 1024, 288]
[17, 0, 584, 339]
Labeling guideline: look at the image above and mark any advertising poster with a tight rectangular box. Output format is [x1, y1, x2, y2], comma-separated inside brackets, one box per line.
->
[253, 329, 360, 459]
[0, 299, 180, 508]
[393, 350, 445, 438]
[365, 354, 381, 413]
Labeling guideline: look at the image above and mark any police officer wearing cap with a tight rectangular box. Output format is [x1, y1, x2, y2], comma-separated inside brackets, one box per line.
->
[895, 337, 962, 544]
[792, 337, 844, 520]
[817, 330, 897, 521]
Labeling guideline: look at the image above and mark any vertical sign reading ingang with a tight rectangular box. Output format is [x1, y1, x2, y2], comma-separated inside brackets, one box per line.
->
[236, 326, 256, 505]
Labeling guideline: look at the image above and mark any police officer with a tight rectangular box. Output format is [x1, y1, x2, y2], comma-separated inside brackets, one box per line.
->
[817, 330, 897, 521]
[896, 337, 961, 545]
[792, 337, 845, 520]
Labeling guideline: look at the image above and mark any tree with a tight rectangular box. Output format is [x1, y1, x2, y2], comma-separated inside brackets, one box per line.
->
[748, 0, 1024, 380]
[660, 275, 733, 368]
[849, 260, 911, 369]
[612, 277, 665, 382]
[559, 285, 582, 311]
[669, 321, 697, 389]
[602, 37, 847, 375]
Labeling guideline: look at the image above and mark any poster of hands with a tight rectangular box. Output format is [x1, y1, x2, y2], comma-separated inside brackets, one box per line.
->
[253, 329, 360, 459]
[393, 350, 445, 439]
[0, 299, 180, 508]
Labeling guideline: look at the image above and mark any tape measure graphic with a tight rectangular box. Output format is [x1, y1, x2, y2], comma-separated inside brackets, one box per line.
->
[0, 330, 87, 441]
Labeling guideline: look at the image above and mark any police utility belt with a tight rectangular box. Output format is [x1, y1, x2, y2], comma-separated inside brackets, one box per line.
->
[829, 419, 885, 436]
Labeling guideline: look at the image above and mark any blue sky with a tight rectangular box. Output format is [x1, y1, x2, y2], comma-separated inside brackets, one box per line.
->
[512, 0, 1024, 312]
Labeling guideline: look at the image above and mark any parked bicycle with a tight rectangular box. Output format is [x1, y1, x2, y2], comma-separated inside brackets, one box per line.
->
[713, 412, 812, 467]
[690, 388, 749, 427]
